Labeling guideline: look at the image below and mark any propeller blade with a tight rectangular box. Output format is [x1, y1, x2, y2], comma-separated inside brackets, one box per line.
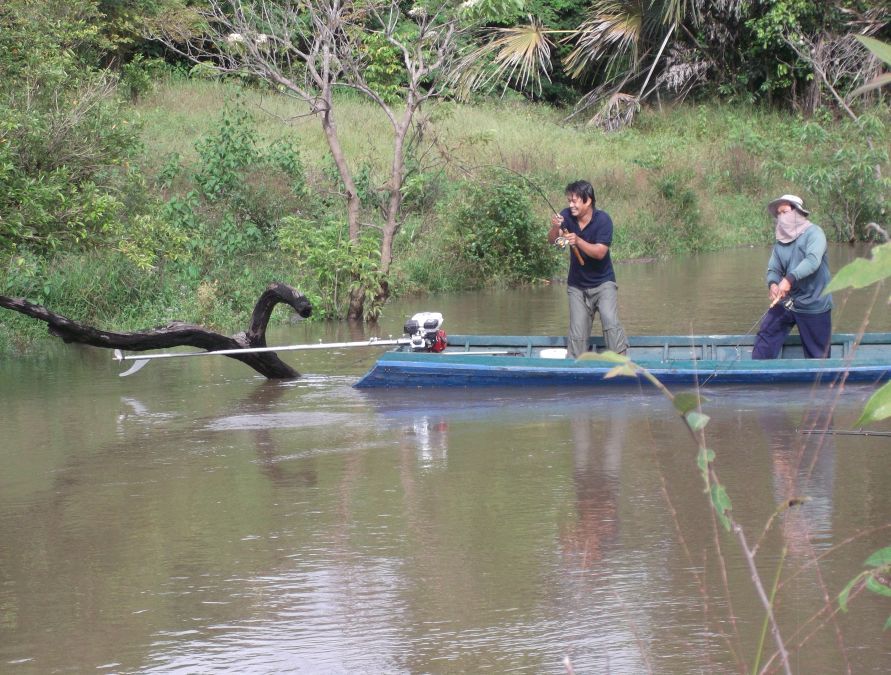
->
[119, 358, 150, 378]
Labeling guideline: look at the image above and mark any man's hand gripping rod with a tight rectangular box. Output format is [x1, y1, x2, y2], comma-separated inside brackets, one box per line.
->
[556, 228, 586, 265]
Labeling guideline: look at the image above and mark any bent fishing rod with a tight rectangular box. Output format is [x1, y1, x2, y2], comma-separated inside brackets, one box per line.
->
[467, 163, 585, 265]
[698, 296, 793, 387]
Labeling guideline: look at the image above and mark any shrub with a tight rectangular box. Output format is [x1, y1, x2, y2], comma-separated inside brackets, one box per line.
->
[193, 103, 260, 200]
[0, 0, 145, 255]
[655, 171, 712, 255]
[447, 174, 560, 285]
[740, 109, 890, 242]
[277, 215, 384, 320]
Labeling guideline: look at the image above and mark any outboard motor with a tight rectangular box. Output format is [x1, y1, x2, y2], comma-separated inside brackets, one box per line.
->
[403, 312, 447, 352]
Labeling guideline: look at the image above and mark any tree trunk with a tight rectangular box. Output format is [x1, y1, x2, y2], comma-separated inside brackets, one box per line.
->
[372, 111, 413, 312]
[320, 92, 366, 321]
[803, 35, 824, 117]
[346, 287, 365, 321]
[0, 282, 313, 379]
[321, 107, 362, 242]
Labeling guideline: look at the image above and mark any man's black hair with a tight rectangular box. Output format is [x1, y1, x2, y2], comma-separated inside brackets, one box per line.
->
[565, 180, 596, 208]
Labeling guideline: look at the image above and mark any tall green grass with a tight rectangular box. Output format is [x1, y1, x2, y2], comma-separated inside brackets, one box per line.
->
[136, 79, 781, 264]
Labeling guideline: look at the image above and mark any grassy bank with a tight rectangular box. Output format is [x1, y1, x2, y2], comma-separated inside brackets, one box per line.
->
[2, 76, 887, 352]
[137, 78, 783, 259]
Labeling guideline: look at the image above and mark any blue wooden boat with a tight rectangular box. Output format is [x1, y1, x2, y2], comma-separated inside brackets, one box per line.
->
[354, 332, 891, 389]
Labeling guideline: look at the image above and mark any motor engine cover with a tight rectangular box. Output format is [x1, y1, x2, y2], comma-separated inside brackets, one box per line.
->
[403, 312, 445, 351]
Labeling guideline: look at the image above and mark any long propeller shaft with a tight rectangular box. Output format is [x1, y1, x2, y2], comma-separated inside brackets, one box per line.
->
[113, 337, 410, 363]
[113, 337, 412, 377]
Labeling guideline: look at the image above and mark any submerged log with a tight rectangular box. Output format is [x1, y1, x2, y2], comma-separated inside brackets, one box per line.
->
[0, 282, 313, 379]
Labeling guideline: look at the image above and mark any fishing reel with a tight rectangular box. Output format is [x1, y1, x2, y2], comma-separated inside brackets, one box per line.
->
[554, 226, 572, 249]
[403, 312, 447, 352]
[770, 297, 795, 311]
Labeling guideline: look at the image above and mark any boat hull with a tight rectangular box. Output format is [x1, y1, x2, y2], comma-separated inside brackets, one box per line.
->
[354, 333, 891, 389]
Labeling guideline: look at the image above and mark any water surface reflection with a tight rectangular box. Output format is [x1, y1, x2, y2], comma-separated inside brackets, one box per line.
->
[1, 246, 889, 673]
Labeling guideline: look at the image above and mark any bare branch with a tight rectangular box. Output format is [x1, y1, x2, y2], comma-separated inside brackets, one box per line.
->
[782, 31, 862, 121]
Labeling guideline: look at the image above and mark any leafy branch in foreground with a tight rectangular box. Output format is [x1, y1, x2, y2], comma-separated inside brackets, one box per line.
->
[579, 349, 793, 674]
[824, 239, 891, 628]
[586, 236, 891, 643]
[824, 242, 891, 426]
[851, 36, 891, 97]
[838, 547, 891, 630]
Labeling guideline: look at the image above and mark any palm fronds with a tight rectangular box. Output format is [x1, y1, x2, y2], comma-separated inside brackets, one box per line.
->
[564, 1, 645, 79]
[588, 91, 640, 130]
[452, 17, 555, 98]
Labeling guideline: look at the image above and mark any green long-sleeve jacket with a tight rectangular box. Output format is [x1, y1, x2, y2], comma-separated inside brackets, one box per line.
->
[765, 225, 832, 314]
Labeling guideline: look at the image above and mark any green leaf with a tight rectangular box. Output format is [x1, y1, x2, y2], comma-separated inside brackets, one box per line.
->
[710, 483, 732, 531]
[856, 35, 891, 66]
[579, 350, 629, 363]
[697, 447, 715, 472]
[673, 391, 705, 414]
[604, 363, 637, 378]
[685, 411, 711, 431]
[855, 381, 891, 426]
[865, 546, 891, 568]
[865, 575, 891, 598]
[824, 243, 891, 293]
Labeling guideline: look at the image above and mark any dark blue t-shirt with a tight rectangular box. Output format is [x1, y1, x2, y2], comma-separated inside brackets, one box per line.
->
[560, 207, 616, 288]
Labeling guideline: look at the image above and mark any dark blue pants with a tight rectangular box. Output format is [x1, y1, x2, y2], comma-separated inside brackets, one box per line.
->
[752, 305, 832, 359]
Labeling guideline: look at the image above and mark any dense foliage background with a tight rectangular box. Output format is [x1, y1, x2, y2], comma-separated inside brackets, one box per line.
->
[0, 0, 888, 349]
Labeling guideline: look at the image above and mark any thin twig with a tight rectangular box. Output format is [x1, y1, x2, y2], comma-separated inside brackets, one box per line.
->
[753, 546, 787, 675]
[733, 524, 792, 675]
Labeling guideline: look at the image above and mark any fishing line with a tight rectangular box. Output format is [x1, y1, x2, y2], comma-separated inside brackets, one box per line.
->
[462, 162, 561, 216]
[462, 163, 585, 264]
[699, 298, 793, 387]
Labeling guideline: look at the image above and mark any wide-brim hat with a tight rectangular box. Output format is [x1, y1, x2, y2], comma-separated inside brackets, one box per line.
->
[767, 194, 809, 217]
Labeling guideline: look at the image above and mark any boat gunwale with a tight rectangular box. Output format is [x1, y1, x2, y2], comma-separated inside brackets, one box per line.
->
[354, 332, 891, 388]
[438, 332, 891, 349]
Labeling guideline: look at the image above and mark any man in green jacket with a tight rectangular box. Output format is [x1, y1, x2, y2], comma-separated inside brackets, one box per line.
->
[752, 194, 832, 359]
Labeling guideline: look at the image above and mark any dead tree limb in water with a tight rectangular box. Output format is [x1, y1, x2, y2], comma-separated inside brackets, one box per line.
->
[0, 282, 313, 379]
[866, 222, 889, 242]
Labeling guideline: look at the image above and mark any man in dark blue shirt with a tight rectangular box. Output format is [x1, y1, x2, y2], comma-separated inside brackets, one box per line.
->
[548, 180, 629, 358]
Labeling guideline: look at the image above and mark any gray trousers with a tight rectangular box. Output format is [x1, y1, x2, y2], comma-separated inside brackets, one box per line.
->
[567, 282, 629, 359]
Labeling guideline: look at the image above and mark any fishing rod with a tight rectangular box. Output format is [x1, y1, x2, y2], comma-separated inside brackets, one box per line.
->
[740, 295, 791, 341]
[493, 165, 561, 215]
[730, 295, 794, 355]
[797, 429, 891, 437]
[113, 337, 414, 377]
[470, 164, 585, 265]
[554, 228, 587, 266]
[699, 297, 793, 386]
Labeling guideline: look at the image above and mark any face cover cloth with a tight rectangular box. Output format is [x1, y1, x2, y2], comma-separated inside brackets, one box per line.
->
[775, 209, 813, 243]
